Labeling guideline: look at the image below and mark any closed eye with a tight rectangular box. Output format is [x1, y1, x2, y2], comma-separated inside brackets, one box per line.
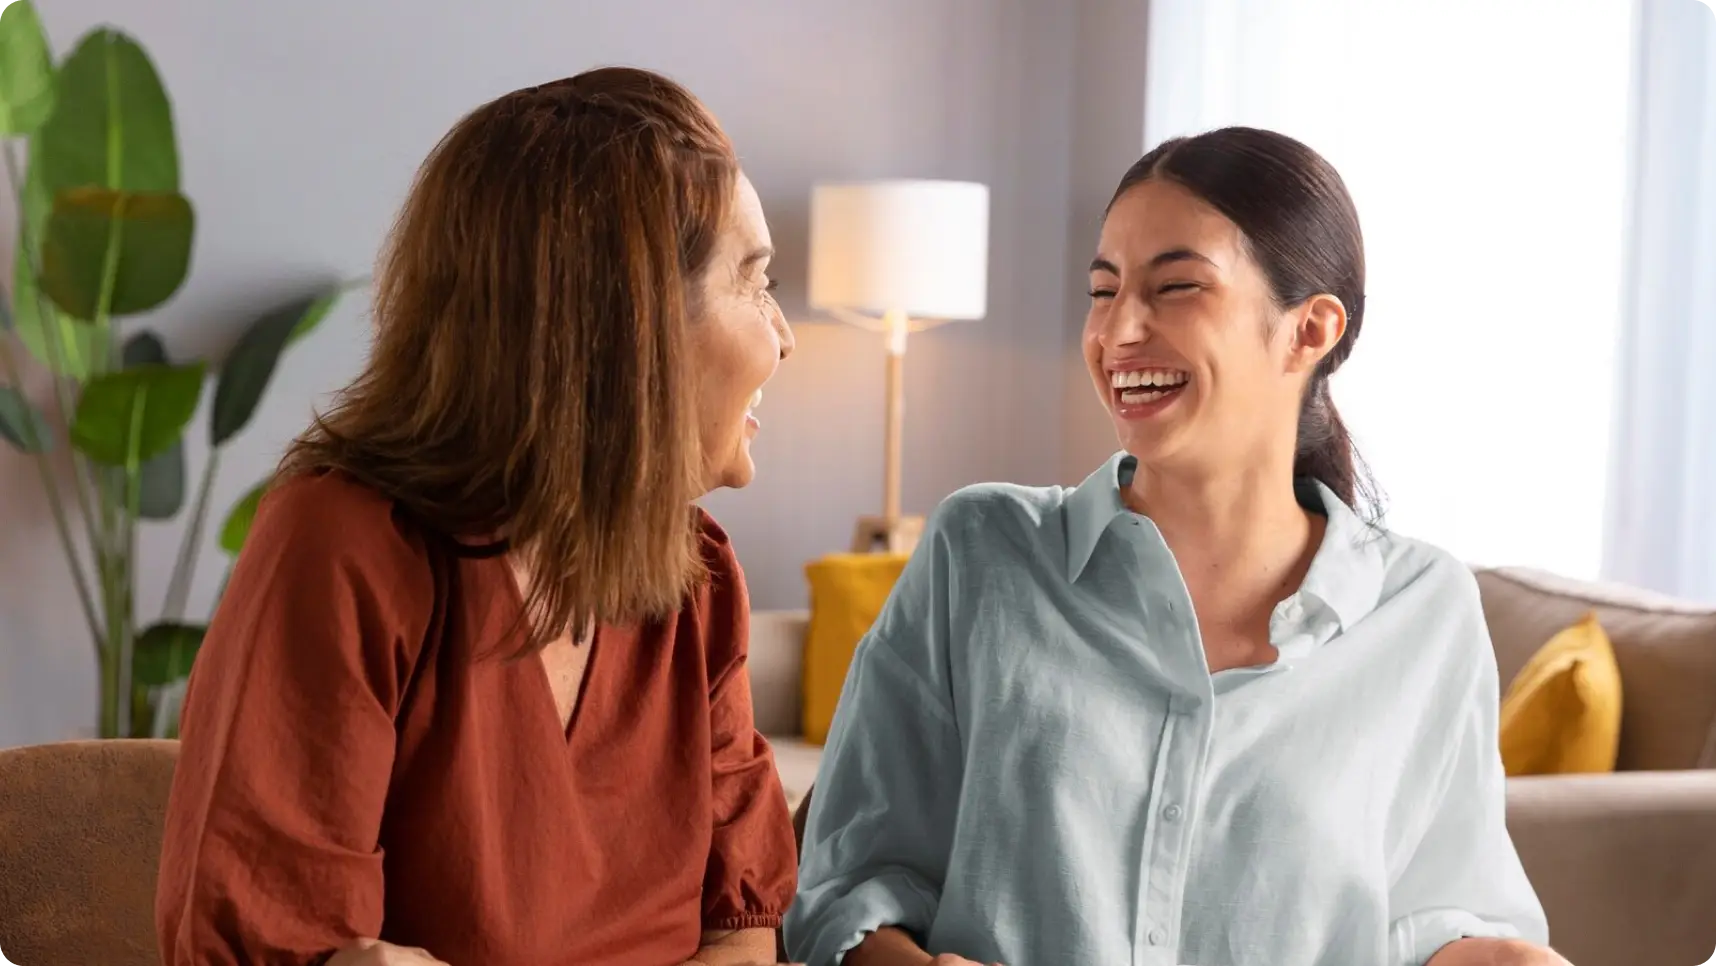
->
[765, 277, 780, 293]
[1088, 287, 1116, 300]
[1158, 282, 1199, 294]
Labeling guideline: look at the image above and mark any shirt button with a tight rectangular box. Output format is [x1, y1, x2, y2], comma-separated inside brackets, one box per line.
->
[1162, 803, 1183, 820]
[1147, 927, 1166, 945]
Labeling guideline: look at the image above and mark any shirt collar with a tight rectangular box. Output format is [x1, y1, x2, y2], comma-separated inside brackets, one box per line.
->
[1063, 452, 1386, 631]
[1295, 477, 1386, 631]
[1064, 451, 1135, 582]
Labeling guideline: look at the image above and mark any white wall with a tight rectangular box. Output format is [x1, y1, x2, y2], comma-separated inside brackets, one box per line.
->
[0, 0, 1107, 745]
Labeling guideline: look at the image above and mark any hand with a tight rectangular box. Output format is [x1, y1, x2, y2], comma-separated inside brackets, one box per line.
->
[929, 956, 1002, 966]
[325, 938, 450, 966]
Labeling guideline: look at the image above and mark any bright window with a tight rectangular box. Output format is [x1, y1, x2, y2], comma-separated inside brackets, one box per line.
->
[1144, 0, 1636, 576]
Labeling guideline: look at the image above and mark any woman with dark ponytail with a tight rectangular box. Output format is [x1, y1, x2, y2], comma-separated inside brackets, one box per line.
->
[789, 128, 1565, 966]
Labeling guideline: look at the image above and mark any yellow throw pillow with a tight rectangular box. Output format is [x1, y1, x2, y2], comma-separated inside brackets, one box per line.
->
[1498, 612, 1623, 777]
[801, 552, 910, 745]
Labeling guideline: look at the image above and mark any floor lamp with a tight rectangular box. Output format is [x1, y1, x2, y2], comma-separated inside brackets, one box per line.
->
[807, 179, 990, 555]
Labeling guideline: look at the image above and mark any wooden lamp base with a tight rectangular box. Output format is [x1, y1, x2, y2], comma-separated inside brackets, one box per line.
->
[850, 514, 925, 555]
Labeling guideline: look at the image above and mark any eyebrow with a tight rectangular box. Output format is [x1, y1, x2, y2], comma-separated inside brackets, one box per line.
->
[1088, 247, 1217, 274]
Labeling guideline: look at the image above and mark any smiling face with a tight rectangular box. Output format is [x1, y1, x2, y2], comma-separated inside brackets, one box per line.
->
[1083, 178, 1344, 478]
[692, 172, 795, 491]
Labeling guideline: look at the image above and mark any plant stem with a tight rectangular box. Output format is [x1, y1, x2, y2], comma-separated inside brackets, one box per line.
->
[163, 449, 219, 622]
[0, 338, 102, 641]
[98, 534, 121, 737]
[118, 387, 147, 738]
[92, 185, 127, 738]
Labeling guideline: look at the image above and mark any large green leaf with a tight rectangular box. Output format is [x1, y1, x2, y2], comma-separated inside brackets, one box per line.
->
[40, 187, 195, 320]
[11, 249, 107, 378]
[123, 330, 186, 519]
[37, 28, 177, 194]
[70, 361, 205, 466]
[10, 142, 109, 378]
[218, 481, 266, 554]
[134, 621, 204, 687]
[0, 385, 53, 452]
[0, 1, 55, 135]
[211, 286, 351, 445]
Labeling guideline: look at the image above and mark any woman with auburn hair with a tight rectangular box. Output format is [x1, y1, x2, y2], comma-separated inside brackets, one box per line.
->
[155, 67, 798, 966]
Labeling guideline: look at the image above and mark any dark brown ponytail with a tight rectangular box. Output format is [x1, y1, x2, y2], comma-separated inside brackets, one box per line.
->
[1294, 378, 1364, 511]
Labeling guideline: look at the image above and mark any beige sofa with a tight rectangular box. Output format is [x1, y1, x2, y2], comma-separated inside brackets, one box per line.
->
[751, 566, 1716, 966]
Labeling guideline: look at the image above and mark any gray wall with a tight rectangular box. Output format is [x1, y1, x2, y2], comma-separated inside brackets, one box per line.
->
[0, 0, 1146, 746]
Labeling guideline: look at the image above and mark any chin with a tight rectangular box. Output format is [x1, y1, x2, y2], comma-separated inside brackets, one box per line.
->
[713, 462, 756, 490]
[706, 440, 757, 491]
[1111, 418, 1184, 467]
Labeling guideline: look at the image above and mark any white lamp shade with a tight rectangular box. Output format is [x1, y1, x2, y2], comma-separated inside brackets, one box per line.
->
[808, 180, 990, 321]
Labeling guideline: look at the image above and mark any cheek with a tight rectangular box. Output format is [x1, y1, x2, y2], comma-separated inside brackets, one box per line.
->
[695, 307, 774, 416]
[1081, 313, 1106, 365]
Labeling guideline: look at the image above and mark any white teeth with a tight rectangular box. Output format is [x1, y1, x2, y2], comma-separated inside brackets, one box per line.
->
[1118, 387, 1178, 404]
[1109, 369, 1188, 389]
[748, 388, 763, 410]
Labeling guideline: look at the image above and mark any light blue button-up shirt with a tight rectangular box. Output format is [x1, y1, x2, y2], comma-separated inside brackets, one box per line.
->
[785, 453, 1548, 966]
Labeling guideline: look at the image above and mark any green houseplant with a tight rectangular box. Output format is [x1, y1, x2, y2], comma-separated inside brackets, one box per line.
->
[0, 1, 359, 738]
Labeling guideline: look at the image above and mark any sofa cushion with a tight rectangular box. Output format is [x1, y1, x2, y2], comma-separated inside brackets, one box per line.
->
[1498, 613, 1623, 776]
[803, 553, 909, 745]
[1475, 567, 1716, 771]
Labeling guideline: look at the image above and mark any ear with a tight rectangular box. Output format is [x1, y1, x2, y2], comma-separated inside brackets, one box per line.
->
[1285, 293, 1347, 375]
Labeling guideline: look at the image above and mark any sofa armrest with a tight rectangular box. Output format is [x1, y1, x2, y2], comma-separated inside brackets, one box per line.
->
[1505, 771, 1716, 966]
[748, 609, 808, 737]
[768, 736, 821, 813]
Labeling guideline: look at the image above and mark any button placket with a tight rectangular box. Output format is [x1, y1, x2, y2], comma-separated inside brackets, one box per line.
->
[1137, 703, 1203, 964]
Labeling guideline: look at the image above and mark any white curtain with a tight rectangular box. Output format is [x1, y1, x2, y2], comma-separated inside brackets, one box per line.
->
[1140, 0, 1636, 579]
[1603, 0, 1716, 603]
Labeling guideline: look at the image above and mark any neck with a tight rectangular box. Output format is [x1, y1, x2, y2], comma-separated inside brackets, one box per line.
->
[1124, 447, 1318, 605]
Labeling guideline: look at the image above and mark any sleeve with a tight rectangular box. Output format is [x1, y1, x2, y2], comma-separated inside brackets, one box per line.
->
[154, 476, 433, 966]
[700, 533, 800, 932]
[1388, 583, 1550, 966]
[784, 507, 964, 966]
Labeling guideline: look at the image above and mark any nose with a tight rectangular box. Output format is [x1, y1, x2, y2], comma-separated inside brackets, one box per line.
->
[1106, 289, 1150, 347]
[774, 304, 795, 360]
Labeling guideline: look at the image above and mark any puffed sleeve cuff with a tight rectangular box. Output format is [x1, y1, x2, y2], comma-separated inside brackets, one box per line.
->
[701, 842, 795, 933]
[787, 870, 940, 966]
[1391, 908, 1523, 966]
[704, 912, 784, 931]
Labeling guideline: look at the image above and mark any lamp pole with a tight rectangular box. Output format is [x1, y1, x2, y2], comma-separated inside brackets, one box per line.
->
[881, 308, 906, 524]
[851, 308, 924, 555]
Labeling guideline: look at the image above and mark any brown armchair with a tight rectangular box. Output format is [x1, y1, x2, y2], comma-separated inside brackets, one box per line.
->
[0, 739, 178, 966]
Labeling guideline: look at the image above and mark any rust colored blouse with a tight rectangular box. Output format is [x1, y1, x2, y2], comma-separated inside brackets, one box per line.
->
[155, 472, 798, 966]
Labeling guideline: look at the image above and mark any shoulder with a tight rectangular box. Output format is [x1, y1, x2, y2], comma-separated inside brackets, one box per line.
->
[203, 472, 440, 702]
[690, 506, 750, 670]
[1375, 532, 1482, 605]
[1369, 528, 1496, 685]
[247, 470, 438, 599]
[693, 504, 742, 585]
[924, 480, 1067, 556]
[1374, 531, 1484, 619]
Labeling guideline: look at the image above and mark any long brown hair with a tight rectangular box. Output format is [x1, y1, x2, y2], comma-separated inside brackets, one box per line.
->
[280, 67, 736, 652]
